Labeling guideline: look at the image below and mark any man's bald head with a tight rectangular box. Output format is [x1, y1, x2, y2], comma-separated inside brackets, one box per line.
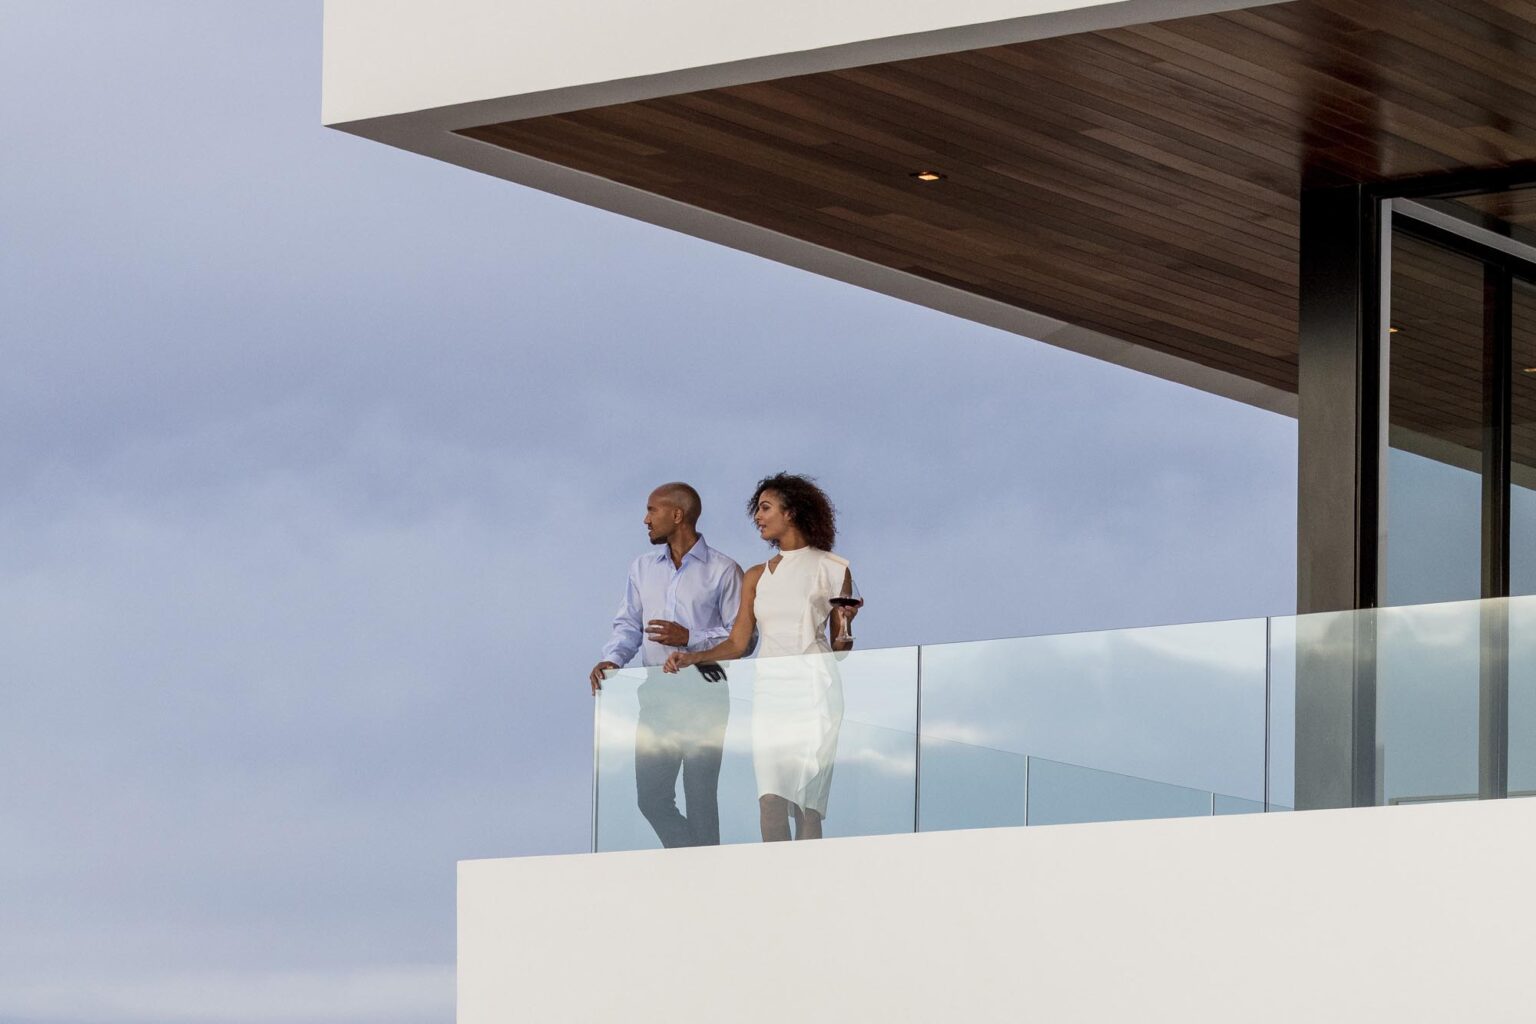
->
[651, 482, 702, 526]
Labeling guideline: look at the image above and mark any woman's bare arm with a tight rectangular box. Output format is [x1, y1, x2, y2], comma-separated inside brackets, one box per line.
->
[663, 565, 762, 673]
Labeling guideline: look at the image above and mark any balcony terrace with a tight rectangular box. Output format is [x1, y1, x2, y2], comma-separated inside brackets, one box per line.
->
[590, 595, 1536, 851]
[462, 596, 1536, 1022]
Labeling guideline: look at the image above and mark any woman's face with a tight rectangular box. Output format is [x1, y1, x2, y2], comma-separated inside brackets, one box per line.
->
[753, 490, 794, 544]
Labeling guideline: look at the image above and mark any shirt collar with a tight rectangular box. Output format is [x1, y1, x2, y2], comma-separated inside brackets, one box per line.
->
[654, 534, 710, 566]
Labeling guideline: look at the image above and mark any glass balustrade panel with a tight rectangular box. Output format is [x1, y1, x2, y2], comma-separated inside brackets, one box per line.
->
[918, 618, 1268, 832]
[596, 597, 1526, 848]
[916, 737, 1027, 832]
[1281, 598, 1525, 808]
[1213, 794, 1266, 815]
[1024, 756, 1216, 826]
[1290, 601, 1482, 807]
[1510, 596, 1536, 797]
[594, 647, 917, 852]
[1266, 614, 1297, 811]
[1378, 601, 1481, 804]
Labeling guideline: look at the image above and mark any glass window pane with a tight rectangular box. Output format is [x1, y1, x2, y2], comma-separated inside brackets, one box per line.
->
[1512, 281, 1536, 597]
[1386, 230, 1488, 606]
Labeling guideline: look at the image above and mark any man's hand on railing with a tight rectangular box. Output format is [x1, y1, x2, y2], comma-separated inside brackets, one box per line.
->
[589, 661, 619, 696]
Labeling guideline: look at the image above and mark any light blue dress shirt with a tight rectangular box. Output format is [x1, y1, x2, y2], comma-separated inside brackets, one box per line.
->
[601, 536, 746, 668]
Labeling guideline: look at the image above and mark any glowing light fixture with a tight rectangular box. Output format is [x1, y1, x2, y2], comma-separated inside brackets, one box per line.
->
[1523, 366, 1536, 375]
[1388, 326, 1400, 333]
[910, 170, 945, 181]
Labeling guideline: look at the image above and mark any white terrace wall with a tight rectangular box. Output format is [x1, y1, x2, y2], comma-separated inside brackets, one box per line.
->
[461, 799, 1536, 1023]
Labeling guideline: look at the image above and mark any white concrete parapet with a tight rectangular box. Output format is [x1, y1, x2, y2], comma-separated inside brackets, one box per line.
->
[461, 799, 1536, 1022]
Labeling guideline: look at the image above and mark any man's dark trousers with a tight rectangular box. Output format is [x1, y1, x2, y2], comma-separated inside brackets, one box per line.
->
[634, 672, 729, 847]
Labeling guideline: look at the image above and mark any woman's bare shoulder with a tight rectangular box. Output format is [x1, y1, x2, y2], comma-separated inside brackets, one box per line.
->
[744, 562, 767, 582]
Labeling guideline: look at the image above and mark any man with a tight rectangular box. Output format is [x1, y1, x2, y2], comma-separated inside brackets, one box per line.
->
[589, 482, 744, 848]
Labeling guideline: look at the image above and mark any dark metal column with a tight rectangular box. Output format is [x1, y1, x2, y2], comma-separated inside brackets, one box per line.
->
[1295, 184, 1388, 810]
[1480, 264, 1513, 800]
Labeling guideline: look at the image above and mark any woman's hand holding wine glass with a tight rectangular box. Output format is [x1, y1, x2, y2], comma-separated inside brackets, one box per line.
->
[830, 576, 863, 647]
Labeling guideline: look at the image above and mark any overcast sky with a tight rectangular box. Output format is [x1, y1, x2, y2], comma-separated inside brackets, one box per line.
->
[0, 2, 1296, 1022]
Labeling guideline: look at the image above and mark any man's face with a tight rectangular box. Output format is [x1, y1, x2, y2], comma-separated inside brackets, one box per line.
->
[645, 492, 683, 545]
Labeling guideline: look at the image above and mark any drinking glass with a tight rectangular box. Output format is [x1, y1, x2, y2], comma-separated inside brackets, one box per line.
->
[830, 578, 863, 644]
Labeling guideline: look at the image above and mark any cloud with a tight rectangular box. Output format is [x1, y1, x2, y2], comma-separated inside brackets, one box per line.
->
[0, 965, 452, 1024]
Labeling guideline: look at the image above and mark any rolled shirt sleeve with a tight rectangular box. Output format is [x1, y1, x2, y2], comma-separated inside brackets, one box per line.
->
[688, 560, 743, 652]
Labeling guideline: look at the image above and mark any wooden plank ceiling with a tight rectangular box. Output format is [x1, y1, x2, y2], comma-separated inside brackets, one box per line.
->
[459, 0, 1536, 399]
[1456, 187, 1536, 230]
[1515, 283, 1536, 473]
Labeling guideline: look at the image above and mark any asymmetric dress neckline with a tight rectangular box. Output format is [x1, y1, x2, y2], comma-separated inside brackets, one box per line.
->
[766, 545, 812, 575]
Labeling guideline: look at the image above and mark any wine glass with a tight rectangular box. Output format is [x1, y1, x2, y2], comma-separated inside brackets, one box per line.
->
[829, 577, 863, 644]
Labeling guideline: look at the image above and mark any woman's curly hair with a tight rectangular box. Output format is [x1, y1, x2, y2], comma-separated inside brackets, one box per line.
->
[747, 472, 837, 552]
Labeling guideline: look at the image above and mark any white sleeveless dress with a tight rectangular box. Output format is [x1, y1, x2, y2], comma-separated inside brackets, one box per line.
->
[751, 546, 849, 817]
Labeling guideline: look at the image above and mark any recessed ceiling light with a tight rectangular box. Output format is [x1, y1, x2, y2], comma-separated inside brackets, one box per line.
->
[910, 170, 945, 182]
[1388, 326, 1401, 333]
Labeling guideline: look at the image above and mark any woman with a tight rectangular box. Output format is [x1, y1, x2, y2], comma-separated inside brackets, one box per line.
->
[664, 473, 858, 841]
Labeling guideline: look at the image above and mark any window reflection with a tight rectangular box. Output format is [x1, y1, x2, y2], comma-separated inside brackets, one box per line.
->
[1386, 230, 1488, 606]
[1511, 281, 1536, 598]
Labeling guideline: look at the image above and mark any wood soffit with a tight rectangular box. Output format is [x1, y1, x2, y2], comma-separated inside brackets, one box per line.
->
[458, 0, 1536, 398]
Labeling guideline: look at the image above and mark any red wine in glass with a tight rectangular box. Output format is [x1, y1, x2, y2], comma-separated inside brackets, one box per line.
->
[830, 579, 863, 643]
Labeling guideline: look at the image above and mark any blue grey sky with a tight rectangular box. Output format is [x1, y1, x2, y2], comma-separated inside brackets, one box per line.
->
[0, 2, 1295, 1021]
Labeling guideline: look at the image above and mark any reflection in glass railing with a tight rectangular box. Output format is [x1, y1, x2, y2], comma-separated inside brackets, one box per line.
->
[1214, 794, 1268, 814]
[1376, 601, 1480, 804]
[1266, 615, 1298, 811]
[917, 744, 1261, 831]
[594, 648, 918, 852]
[917, 736, 1026, 832]
[1285, 598, 1524, 806]
[918, 617, 1268, 831]
[1025, 756, 1226, 826]
[1511, 597, 1536, 795]
[592, 597, 1532, 852]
